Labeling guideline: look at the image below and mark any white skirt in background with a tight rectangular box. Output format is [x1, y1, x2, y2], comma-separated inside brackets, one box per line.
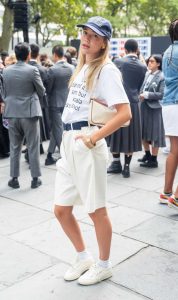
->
[162, 104, 178, 137]
[54, 126, 109, 213]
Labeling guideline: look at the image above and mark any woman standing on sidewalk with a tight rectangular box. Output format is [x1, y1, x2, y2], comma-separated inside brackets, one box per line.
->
[160, 19, 178, 208]
[138, 54, 165, 169]
[54, 16, 131, 285]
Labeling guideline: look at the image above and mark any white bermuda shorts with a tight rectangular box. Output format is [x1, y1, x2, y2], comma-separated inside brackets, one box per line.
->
[54, 126, 109, 213]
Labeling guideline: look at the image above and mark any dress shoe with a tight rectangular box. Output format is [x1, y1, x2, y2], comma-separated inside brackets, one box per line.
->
[138, 154, 150, 162]
[140, 160, 158, 168]
[107, 161, 122, 174]
[45, 156, 57, 166]
[8, 178, 20, 189]
[31, 178, 42, 189]
[122, 165, 130, 178]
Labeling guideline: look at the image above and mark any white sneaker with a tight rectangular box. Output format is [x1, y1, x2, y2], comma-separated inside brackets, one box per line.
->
[78, 263, 112, 285]
[64, 257, 94, 281]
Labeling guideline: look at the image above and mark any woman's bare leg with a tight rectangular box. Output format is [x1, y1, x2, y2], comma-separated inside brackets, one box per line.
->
[164, 136, 178, 193]
[54, 205, 86, 252]
[89, 207, 112, 260]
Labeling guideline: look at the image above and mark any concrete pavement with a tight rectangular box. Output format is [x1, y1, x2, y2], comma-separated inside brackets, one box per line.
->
[0, 142, 178, 300]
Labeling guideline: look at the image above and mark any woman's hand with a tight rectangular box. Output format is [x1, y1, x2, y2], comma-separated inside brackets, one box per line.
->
[75, 134, 96, 149]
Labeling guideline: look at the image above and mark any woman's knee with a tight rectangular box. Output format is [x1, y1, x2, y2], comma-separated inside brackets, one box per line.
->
[54, 205, 72, 221]
[89, 207, 107, 222]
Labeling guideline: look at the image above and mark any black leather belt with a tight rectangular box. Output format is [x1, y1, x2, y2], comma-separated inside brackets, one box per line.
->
[63, 121, 92, 131]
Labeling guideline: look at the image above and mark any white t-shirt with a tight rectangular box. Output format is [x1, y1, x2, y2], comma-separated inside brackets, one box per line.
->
[62, 62, 129, 124]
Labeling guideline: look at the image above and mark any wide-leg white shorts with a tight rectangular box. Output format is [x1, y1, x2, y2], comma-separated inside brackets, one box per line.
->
[54, 126, 109, 213]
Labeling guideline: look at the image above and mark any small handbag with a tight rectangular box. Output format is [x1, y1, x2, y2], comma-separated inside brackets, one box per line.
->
[88, 98, 130, 127]
[88, 64, 130, 127]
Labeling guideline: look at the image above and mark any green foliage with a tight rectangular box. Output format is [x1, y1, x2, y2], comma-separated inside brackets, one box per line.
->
[29, 0, 98, 46]
[103, 0, 178, 37]
[1, 0, 178, 50]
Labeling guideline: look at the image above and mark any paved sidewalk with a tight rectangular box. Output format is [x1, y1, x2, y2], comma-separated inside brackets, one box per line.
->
[0, 142, 178, 300]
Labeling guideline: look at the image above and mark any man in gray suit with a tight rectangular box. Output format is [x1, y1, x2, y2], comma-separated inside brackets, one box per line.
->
[3, 42, 45, 189]
[45, 45, 73, 165]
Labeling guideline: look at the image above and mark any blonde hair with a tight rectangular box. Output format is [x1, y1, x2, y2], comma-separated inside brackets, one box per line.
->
[69, 39, 109, 91]
[5, 54, 17, 66]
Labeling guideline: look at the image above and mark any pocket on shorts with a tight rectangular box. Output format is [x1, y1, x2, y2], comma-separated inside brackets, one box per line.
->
[74, 138, 90, 152]
[94, 138, 109, 161]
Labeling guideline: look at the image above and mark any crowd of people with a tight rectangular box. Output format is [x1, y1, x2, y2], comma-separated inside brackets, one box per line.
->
[0, 15, 178, 286]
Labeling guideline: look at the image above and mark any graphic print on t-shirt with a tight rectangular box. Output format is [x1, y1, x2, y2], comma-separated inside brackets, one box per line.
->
[65, 79, 87, 112]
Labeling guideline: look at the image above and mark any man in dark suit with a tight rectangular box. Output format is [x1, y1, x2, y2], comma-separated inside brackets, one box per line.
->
[23, 43, 50, 160]
[3, 42, 45, 188]
[45, 45, 73, 165]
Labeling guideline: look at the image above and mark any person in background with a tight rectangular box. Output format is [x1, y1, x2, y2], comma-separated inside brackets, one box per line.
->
[0, 58, 4, 72]
[28, 43, 50, 148]
[160, 19, 178, 208]
[3, 42, 45, 189]
[1, 51, 9, 66]
[4, 54, 17, 66]
[54, 16, 131, 285]
[39, 53, 48, 66]
[0, 70, 9, 158]
[0, 54, 17, 158]
[66, 46, 78, 67]
[45, 45, 73, 165]
[107, 39, 147, 178]
[64, 52, 75, 72]
[138, 54, 165, 169]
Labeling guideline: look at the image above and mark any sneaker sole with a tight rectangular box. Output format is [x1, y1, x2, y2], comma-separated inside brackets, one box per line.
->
[159, 198, 168, 204]
[64, 259, 94, 281]
[64, 266, 90, 281]
[168, 202, 178, 211]
[78, 271, 112, 285]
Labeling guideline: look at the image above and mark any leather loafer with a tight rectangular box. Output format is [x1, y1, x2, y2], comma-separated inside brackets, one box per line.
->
[137, 154, 150, 162]
[45, 156, 57, 166]
[8, 178, 20, 189]
[140, 160, 158, 168]
[122, 165, 130, 178]
[107, 161, 122, 174]
[31, 178, 42, 189]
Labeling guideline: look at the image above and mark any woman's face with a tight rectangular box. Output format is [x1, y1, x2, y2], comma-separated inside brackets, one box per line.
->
[80, 27, 106, 62]
[148, 56, 160, 72]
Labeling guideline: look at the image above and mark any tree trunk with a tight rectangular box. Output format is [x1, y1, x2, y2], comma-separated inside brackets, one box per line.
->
[0, 5, 13, 52]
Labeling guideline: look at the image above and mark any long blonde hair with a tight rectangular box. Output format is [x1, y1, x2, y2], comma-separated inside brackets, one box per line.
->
[69, 39, 110, 91]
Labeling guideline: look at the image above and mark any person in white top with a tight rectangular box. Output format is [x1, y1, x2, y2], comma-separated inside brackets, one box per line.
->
[54, 16, 131, 285]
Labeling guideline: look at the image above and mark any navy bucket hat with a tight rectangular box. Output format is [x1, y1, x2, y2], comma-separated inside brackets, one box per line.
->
[77, 16, 112, 40]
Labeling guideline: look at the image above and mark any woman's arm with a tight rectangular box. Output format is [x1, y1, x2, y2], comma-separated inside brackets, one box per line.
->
[75, 103, 132, 148]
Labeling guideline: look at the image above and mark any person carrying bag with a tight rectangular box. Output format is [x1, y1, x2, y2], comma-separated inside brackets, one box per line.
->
[54, 16, 131, 286]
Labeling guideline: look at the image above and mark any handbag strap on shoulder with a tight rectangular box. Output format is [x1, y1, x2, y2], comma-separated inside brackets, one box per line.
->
[90, 62, 112, 101]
